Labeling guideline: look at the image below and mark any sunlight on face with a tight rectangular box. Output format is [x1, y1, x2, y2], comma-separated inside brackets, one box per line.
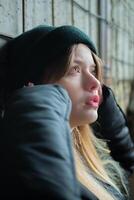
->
[57, 44, 101, 128]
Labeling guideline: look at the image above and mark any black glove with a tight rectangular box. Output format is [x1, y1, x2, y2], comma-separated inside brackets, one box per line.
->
[92, 85, 134, 174]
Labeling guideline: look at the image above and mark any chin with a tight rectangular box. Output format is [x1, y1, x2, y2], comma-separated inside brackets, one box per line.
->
[86, 111, 98, 124]
[70, 110, 98, 127]
[77, 113, 98, 126]
[88, 117, 98, 124]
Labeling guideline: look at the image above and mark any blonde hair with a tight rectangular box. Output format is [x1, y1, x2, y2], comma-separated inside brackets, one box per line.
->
[47, 44, 128, 199]
[71, 51, 128, 200]
[72, 125, 128, 200]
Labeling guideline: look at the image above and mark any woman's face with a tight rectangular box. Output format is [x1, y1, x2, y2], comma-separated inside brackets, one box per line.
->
[57, 44, 101, 128]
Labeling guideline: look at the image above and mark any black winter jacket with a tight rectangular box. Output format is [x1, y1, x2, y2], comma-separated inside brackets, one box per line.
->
[0, 84, 133, 199]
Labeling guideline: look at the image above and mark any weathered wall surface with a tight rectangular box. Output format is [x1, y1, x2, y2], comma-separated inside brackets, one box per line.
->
[0, 0, 134, 197]
[0, 0, 134, 111]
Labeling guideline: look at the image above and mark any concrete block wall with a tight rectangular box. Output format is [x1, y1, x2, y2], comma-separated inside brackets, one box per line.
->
[0, 0, 134, 197]
[109, 0, 134, 111]
[0, 0, 134, 112]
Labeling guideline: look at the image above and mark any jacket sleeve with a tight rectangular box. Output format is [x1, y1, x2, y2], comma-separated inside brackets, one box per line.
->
[1, 84, 80, 199]
[92, 85, 134, 174]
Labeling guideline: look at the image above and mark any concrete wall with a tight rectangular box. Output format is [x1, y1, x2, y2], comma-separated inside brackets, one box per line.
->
[0, 0, 134, 112]
[0, 0, 134, 197]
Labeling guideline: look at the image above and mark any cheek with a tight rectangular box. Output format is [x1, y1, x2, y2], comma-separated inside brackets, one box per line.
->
[65, 85, 78, 104]
[57, 79, 80, 103]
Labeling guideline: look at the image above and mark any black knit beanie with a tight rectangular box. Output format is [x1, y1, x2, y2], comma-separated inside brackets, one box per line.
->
[7, 25, 97, 90]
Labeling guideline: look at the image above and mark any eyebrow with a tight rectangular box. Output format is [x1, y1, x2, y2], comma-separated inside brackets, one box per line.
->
[73, 59, 96, 68]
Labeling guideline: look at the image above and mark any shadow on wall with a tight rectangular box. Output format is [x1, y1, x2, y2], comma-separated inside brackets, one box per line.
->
[126, 80, 134, 199]
[129, 173, 134, 200]
[0, 34, 13, 118]
[127, 80, 134, 141]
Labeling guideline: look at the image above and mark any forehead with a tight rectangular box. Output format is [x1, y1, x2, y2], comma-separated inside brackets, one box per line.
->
[71, 43, 95, 66]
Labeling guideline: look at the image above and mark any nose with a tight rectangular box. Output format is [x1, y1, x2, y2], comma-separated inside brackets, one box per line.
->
[84, 73, 101, 93]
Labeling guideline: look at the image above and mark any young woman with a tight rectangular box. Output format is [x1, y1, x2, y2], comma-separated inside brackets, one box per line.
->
[0, 25, 134, 199]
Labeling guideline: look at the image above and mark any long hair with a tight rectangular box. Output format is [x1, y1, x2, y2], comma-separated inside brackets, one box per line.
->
[43, 45, 128, 199]
[73, 125, 128, 200]
[49, 46, 128, 200]
[71, 52, 128, 200]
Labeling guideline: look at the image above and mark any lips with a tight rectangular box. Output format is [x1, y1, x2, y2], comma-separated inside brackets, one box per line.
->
[86, 95, 100, 108]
